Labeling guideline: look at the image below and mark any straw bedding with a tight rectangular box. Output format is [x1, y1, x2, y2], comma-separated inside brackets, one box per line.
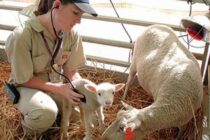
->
[0, 60, 204, 140]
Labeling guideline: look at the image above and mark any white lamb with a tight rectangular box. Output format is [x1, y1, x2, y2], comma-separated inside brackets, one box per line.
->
[101, 24, 203, 140]
[61, 78, 125, 140]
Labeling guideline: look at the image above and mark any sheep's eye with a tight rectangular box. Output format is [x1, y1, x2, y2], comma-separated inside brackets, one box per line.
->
[98, 93, 101, 96]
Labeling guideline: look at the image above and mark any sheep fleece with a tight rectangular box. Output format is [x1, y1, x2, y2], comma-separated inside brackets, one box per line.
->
[118, 25, 202, 136]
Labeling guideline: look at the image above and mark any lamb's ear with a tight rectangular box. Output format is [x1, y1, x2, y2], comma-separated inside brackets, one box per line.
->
[121, 101, 134, 110]
[115, 83, 125, 92]
[84, 84, 97, 94]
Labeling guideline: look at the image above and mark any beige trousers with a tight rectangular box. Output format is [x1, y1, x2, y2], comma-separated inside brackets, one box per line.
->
[16, 87, 58, 137]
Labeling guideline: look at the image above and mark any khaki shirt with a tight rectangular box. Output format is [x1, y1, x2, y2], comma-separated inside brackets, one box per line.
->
[5, 16, 86, 84]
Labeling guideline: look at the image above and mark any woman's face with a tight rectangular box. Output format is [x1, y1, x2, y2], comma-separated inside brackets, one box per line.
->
[55, 3, 84, 32]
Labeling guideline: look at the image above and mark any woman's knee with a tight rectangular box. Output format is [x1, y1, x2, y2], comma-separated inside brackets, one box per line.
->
[22, 107, 58, 131]
[17, 87, 58, 132]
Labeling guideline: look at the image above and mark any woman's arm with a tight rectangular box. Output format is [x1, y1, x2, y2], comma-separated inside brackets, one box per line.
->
[22, 76, 84, 105]
[63, 69, 81, 81]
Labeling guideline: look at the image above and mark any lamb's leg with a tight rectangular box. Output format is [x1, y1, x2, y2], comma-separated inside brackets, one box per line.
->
[83, 112, 93, 140]
[79, 106, 85, 129]
[123, 62, 137, 100]
[61, 99, 72, 140]
[96, 107, 105, 133]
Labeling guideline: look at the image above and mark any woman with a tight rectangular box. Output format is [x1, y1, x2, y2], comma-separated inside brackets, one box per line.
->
[5, 0, 97, 138]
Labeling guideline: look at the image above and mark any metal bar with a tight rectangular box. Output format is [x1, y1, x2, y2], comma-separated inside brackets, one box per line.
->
[0, 24, 14, 31]
[0, 38, 204, 61]
[1, 26, 134, 49]
[0, 3, 24, 11]
[203, 65, 210, 134]
[199, 43, 210, 138]
[199, 64, 210, 138]
[0, 40, 5, 46]
[86, 55, 130, 67]
[83, 14, 185, 32]
[208, 66, 210, 134]
[0, 24, 134, 49]
[0, 42, 131, 67]
[82, 35, 133, 49]
[0, 2, 185, 32]
[201, 43, 210, 83]
[0, 24, 133, 49]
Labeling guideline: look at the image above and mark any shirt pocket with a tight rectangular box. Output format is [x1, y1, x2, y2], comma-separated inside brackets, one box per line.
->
[55, 51, 71, 66]
[32, 54, 50, 73]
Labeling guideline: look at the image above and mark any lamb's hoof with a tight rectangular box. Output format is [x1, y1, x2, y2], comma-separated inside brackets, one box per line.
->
[91, 123, 94, 128]
[60, 133, 69, 140]
[99, 126, 106, 133]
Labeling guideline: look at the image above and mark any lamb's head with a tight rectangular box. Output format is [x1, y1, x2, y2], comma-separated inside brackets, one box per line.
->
[84, 82, 125, 107]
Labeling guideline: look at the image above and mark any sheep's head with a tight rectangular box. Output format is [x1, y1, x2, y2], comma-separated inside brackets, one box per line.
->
[84, 82, 125, 107]
[102, 101, 142, 140]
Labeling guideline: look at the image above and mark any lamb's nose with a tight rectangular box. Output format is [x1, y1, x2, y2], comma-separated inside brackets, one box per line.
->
[105, 101, 112, 106]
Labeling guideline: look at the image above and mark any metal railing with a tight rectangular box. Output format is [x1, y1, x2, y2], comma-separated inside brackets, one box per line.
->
[0, 1, 204, 66]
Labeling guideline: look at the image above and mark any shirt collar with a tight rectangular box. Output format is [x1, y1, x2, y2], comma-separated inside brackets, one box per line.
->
[30, 15, 56, 42]
[30, 15, 45, 33]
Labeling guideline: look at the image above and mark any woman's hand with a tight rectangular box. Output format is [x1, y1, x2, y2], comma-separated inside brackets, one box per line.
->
[55, 82, 84, 105]
[22, 76, 84, 105]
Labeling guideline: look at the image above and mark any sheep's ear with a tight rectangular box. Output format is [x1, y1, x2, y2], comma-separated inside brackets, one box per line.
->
[115, 83, 125, 92]
[121, 101, 134, 110]
[84, 84, 97, 94]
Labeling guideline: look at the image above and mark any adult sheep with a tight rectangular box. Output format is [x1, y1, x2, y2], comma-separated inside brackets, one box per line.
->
[102, 24, 203, 140]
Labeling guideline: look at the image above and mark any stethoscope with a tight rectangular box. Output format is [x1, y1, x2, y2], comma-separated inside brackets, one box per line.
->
[49, 7, 86, 103]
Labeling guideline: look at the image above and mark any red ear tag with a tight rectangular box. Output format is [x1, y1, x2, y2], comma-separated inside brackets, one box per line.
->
[125, 127, 136, 140]
[126, 127, 132, 133]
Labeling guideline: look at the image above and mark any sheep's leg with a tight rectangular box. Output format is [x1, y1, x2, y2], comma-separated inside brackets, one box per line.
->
[123, 62, 137, 99]
[176, 126, 185, 140]
[177, 123, 196, 140]
[96, 107, 105, 133]
[61, 99, 72, 140]
[83, 112, 92, 140]
[89, 114, 94, 128]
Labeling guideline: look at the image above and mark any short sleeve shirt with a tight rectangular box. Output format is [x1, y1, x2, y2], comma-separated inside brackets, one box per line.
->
[5, 16, 86, 84]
